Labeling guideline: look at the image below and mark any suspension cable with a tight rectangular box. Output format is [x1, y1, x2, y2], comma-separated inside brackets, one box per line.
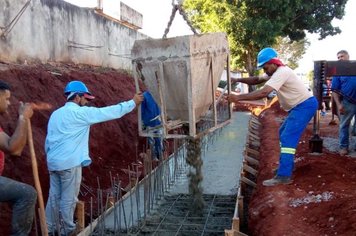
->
[0, 0, 31, 39]
[162, 0, 198, 39]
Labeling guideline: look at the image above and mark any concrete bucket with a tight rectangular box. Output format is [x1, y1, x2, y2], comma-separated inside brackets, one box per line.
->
[132, 32, 231, 138]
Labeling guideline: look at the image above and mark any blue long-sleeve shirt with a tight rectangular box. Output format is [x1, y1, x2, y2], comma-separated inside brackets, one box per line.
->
[45, 100, 136, 171]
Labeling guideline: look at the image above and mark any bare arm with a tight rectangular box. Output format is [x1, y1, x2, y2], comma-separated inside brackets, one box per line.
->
[133, 92, 144, 106]
[332, 92, 344, 115]
[0, 102, 33, 156]
[231, 75, 270, 85]
[227, 85, 274, 102]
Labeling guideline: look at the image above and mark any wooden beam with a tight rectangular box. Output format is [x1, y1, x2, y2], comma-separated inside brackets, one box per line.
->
[248, 133, 260, 141]
[243, 164, 257, 176]
[244, 155, 259, 166]
[241, 176, 256, 188]
[238, 196, 244, 226]
[245, 147, 260, 157]
[232, 217, 240, 231]
[76, 201, 85, 232]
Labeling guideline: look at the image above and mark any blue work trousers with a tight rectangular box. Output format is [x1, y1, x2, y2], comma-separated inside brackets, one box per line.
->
[277, 97, 318, 177]
[0, 176, 37, 236]
[339, 99, 356, 149]
[45, 166, 81, 236]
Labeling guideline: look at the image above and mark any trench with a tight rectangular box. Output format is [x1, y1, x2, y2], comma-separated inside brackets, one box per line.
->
[83, 112, 250, 235]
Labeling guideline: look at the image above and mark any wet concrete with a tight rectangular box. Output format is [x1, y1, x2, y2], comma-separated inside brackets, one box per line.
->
[171, 112, 249, 195]
[93, 112, 250, 234]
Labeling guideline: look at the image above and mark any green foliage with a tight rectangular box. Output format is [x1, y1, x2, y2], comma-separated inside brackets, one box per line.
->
[183, 0, 348, 75]
[274, 37, 310, 69]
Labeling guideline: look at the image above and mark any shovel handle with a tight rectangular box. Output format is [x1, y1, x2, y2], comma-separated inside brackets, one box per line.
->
[27, 119, 48, 236]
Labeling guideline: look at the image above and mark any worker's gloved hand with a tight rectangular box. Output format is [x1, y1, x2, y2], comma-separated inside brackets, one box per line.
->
[133, 92, 144, 106]
[18, 102, 34, 120]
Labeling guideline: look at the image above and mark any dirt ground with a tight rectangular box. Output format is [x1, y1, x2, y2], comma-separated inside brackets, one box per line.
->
[247, 102, 356, 236]
[0, 63, 355, 235]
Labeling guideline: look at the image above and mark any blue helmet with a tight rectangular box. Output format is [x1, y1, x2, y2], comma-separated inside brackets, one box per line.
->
[64, 81, 92, 95]
[257, 47, 278, 68]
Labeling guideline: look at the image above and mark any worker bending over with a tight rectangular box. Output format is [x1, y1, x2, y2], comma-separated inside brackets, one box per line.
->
[227, 48, 318, 186]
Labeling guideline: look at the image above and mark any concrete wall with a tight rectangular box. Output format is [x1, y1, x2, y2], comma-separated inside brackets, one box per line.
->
[0, 0, 148, 70]
[120, 2, 142, 29]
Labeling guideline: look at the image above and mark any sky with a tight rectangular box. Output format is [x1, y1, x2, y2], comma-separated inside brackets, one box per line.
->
[66, 0, 355, 72]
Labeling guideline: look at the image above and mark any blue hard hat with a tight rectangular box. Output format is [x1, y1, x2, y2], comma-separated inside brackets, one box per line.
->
[64, 81, 92, 95]
[64, 81, 95, 100]
[257, 47, 278, 69]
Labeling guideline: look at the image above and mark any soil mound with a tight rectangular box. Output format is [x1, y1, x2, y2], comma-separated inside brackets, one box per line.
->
[0, 63, 145, 235]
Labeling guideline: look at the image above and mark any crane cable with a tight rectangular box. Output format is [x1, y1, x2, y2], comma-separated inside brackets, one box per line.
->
[0, 0, 31, 39]
[162, 0, 198, 39]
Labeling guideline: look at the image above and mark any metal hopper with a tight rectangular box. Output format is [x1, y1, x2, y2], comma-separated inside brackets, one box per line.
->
[132, 33, 231, 138]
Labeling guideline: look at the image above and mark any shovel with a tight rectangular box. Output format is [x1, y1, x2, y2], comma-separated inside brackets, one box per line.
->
[28, 102, 52, 236]
[309, 111, 323, 153]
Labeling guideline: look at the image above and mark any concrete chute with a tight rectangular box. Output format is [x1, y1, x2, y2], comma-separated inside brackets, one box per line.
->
[132, 32, 231, 138]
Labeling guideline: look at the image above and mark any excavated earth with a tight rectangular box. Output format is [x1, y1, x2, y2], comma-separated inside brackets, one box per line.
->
[247, 102, 356, 236]
[0, 62, 355, 236]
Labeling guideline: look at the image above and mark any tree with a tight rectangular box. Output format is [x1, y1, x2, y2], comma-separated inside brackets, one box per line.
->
[274, 37, 310, 69]
[183, 0, 348, 75]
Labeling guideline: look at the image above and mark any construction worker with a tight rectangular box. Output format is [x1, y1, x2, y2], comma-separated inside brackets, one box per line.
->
[0, 80, 37, 235]
[141, 91, 163, 161]
[331, 50, 356, 156]
[227, 47, 318, 186]
[45, 81, 143, 235]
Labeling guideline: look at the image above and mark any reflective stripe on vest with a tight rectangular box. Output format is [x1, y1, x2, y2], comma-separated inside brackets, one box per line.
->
[281, 147, 296, 154]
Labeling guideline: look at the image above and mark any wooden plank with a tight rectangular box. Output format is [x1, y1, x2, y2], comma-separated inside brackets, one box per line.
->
[241, 176, 256, 188]
[245, 147, 260, 157]
[238, 196, 244, 226]
[232, 217, 240, 231]
[247, 140, 260, 147]
[249, 123, 260, 130]
[132, 62, 143, 137]
[157, 62, 169, 137]
[248, 133, 260, 141]
[76, 201, 85, 232]
[243, 164, 257, 176]
[225, 229, 237, 236]
[250, 116, 260, 124]
[244, 155, 259, 166]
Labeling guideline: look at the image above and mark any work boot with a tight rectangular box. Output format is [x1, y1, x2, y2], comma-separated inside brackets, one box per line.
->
[339, 148, 348, 156]
[263, 176, 292, 187]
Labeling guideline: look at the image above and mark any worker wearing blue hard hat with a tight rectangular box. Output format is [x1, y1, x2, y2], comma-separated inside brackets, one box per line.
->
[227, 47, 318, 186]
[45, 80, 143, 235]
[256, 47, 278, 69]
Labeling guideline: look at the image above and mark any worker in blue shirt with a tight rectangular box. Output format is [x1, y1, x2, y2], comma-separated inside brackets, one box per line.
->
[141, 91, 163, 161]
[331, 50, 356, 156]
[45, 81, 143, 236]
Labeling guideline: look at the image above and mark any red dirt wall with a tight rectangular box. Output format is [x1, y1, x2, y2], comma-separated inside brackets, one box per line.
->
[0, 63, 146, 235]
[248, 102, 356, 236]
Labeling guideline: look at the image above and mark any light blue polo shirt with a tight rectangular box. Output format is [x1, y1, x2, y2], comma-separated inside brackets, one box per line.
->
[45, 100, 136, 171]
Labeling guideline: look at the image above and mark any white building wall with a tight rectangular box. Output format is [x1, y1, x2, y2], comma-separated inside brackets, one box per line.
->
[0, 0, 147, 70]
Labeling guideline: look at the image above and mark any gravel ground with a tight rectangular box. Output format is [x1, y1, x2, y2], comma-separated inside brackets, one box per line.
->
[322, 135, 356, 157]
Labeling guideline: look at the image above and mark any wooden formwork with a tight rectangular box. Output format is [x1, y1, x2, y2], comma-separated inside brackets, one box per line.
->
[225, 114, 261, 235]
